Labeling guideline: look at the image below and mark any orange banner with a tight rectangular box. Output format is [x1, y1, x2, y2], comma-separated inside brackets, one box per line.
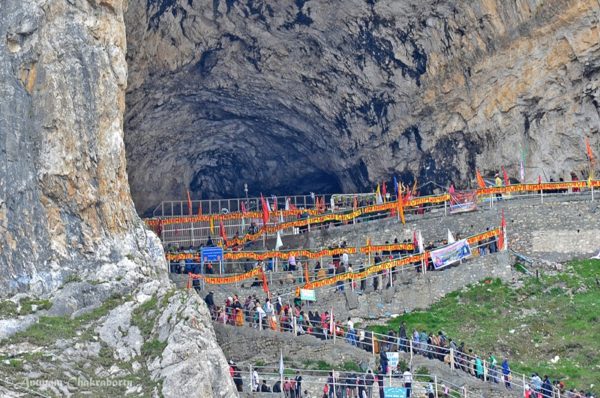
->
[303, 228, 500, 290]
[167, 242, 415, 262]
[188, 267, 262, 285]
[148, 181, 600, 246]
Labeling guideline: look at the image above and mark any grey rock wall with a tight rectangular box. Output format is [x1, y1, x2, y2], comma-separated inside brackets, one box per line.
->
[0, 1, 238, 396]
[124, 0, 600, 215]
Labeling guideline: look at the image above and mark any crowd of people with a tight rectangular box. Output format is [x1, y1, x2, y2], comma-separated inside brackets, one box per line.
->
[207, 292, 597, 398]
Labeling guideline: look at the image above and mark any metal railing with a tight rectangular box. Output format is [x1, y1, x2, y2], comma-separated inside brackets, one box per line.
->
[214, 291, 566, 398]
[235, 365, 468, 397]
[153, 184, 595, 249]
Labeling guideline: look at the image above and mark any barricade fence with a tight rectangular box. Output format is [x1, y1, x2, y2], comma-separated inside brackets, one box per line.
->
[184, 227, 503, 293]
[215, 273, 564, 398]
[146, 180, 598, 249]
[236, 365, 469, 397]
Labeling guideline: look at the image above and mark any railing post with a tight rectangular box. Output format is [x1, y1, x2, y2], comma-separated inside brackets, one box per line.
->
[483, 360, 487, 382]
[409, 339, 413, 363]
[249, 364, 253, 392]
[450, 348, 455, 371]
[434, 375, 438, 398]
[463, 386, 467, 398]
[444, 200, 447, 216]
[523, 374, 526, 397]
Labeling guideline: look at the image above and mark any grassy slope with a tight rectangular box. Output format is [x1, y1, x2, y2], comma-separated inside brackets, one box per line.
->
[370, 260, 600, 394]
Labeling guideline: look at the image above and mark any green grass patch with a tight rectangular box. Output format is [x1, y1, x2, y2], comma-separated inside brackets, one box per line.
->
[369, 260, 600, 394]
[8, 295, 125, 346]
[141, 339, 168, 359]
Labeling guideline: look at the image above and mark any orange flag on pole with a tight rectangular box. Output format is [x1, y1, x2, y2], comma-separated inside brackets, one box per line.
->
[219, 219, 227, 243]
[261, 269, 269, 294]
[502, 166, 509, 186]
[586, 137, 594, 162]
[476, 170, 486, 189]
[187, 190, 193, 216]
[397, 186, 405, 224]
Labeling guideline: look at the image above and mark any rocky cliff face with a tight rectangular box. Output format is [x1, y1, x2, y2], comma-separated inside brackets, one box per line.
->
[125, 0, 599, 215]
[1, 1, 236, 396]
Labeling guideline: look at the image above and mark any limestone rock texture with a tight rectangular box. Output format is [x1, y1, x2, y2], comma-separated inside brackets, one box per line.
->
[125, 0, 600, 215]
[0, 0, 237, 396]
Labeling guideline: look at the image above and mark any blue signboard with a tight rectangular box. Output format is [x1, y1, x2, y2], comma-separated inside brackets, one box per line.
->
[201, 247, 223, 262]
[383, 387, 407, 398]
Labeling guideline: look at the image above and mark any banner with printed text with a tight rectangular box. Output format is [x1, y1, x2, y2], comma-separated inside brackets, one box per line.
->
[429, 239, 472, 270]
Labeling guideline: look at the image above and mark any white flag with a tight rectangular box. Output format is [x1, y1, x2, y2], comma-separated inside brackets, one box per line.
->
[285, 197, 290, 211]
[279, 349, 284, 377]
[418, 231, 425, 253]
[447, 229, 456, 244]
[275, 231, 283, 251]
[330, 197, 335, 211]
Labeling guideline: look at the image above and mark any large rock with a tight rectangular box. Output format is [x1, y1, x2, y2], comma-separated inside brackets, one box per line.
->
[0, 1, 238, 396]
[124, 0, 600, 215]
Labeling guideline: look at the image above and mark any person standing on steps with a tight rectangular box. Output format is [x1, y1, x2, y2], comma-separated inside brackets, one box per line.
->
[402, 369, 413, 398]
[502, 359, 512, 389]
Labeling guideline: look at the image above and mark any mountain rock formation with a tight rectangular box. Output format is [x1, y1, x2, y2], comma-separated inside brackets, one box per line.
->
[125, 0, 599, 215]
[0, 0, 235, 396]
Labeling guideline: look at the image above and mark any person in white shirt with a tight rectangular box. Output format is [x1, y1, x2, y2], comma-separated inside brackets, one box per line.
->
[403, 370, 413, 397]
[252, 369, 259, 392]
[347, 317, 354, 331]
[342, 252, 349, 267]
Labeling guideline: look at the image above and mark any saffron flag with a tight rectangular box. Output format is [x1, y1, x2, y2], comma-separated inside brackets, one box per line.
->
[303, 262, 310, 284]
[187, 190, 193, 216]
[476, 170, 486, 189]
[353, 195, 358, 211]
[412, 179, 418, 196]
[219, 220, 227, 243]
[397, 186, 405, 224]
[586, 137, 594, 162]
[502, 166, 509, 186]
[209, 217, 214, 234]
[197, 201, 202, 216]
[260, 194, 269, 226]
[261, 269, 269, 294]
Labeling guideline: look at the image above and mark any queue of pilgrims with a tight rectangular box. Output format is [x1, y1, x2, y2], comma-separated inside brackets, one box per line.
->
[207, 292, 594, 398]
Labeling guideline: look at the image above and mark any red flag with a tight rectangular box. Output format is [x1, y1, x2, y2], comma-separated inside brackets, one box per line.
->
[499, 209, 506, 250]
[502, 166, 509, 186]
[353, 195, 358, 211]
[197, 202, 202, 216]
[260, 194, 269, 226]
[382, 183, 387, 203]
[187, 190, 193, 216]
[449, 184, 455, 194]
[261, 269, 269, 294]
[272, 196, 278, 212]
[476, 170, 486, 189]
[321, 196, 326, 211]
[240, 201, 247, 216]
[413, 230, 417, 246]
[219, 219, 227, 243]
[538, 175, 542, 184]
